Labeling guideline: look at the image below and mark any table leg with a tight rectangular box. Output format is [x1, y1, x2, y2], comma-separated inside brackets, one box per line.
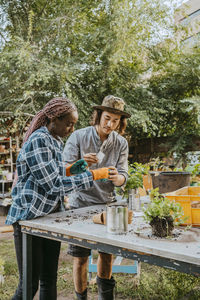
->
[22, 233, 32, 300]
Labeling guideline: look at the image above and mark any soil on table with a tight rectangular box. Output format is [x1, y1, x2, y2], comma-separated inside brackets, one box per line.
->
[150, 216, 174, 237]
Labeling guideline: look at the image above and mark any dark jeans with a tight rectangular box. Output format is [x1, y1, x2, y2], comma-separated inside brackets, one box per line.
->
[12, 222, 61, 300]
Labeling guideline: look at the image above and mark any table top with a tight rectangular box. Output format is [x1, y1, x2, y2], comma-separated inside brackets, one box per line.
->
[20, 205, 200, 266]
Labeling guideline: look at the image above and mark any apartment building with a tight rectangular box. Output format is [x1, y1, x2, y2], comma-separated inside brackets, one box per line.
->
[175, 0, 200, 48]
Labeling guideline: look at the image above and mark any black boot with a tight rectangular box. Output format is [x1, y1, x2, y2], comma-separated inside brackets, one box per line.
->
[75, 288, 87, 300]
[96, 275, 115, 300]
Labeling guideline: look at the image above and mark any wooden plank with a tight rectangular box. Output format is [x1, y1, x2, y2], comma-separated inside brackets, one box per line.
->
[0, 225, 13, 233]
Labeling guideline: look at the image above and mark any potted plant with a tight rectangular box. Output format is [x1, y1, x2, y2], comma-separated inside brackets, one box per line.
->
[116, 162, 149, 198]
[143, 188, 187, 237]
[146, 156, 191, 193]
[115, 163, 149, 210]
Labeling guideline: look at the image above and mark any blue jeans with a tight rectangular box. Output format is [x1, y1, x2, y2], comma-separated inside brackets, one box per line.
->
[12, 222, 61, 300]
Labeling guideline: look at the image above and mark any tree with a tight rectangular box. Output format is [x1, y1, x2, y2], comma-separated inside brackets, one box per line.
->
[0, 1, 177, 115]
[0, 0, 199, 158]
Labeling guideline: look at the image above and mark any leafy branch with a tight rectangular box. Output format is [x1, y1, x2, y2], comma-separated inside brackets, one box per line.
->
[116, 162, 149, 198]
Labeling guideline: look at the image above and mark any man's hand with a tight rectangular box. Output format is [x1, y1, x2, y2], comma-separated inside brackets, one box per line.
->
[108, 166, 125, 186]
[83, 153, 98, 167]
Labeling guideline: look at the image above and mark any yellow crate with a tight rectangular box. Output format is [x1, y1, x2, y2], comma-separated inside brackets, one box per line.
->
[165, 186, 200, 226]
[143, 174, 152, 191]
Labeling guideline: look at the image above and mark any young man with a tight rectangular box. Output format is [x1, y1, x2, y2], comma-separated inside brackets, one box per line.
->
[63, 95, 131, 300]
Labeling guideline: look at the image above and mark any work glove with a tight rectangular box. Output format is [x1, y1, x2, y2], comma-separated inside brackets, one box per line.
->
[66, 159, 88, 176]
[90, 168, 109, 181]
[99, 178, 108, 182]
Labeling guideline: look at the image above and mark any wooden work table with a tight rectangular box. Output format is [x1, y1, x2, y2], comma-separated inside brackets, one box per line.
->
[20, 205, 200, 299]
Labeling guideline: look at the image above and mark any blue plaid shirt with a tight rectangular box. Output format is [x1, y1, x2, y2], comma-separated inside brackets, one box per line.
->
[6, 127, 93, 225]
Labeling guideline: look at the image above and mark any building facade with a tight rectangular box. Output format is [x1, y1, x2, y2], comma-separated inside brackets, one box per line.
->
[175, 0, 200, 48]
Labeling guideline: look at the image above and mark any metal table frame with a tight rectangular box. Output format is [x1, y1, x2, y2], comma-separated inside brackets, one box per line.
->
[20, 207, 200, 300]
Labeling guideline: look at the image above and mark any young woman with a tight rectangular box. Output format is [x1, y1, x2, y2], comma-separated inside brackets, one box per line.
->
[6, 97, 109, 300]
[63, 95, 131, 300]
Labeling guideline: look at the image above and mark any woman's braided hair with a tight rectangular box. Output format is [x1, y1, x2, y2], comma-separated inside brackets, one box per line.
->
[12, 97, 77, 188]
[23, 97, 77, 143]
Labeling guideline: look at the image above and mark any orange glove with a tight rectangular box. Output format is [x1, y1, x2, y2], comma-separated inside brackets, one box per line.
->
[90, 168, 109, 181]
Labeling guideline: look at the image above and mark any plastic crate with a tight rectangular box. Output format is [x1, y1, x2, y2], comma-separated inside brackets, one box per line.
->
[165, 186, 200, 226]
[143, 174, 152, 191]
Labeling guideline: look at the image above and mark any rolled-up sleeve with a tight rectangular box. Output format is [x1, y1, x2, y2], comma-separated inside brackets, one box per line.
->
[63, 132, 80, 163]
[116, 140, 129, 184]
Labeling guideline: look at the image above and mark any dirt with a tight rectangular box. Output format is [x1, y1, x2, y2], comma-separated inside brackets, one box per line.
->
[53, 207, 200, 243]
[54, 207, 105, 225]
[150, 216, 174, 237]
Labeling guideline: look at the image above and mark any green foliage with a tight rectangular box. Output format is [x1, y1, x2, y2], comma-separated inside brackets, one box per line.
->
[0, 112, 33, 136]
[147, 157, 171, 171]
[116, 162, 149, 198]
[184, 164, 200, 177]
[0, 0, 199, 156]
[180, 96, 200, 126]
[143, 188, 187, 225]
[173, 162, 200, 184]
[130, 162, 149, 176]
[0, 257, 4, 275]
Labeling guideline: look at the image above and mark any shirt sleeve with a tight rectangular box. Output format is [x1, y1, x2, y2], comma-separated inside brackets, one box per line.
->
[63, 131, 80, 163]
[116, 139, 129, 184]
[24, 136, 93, 197]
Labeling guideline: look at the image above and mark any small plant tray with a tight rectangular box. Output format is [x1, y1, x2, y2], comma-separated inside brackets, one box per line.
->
[165, 186, 200, 226]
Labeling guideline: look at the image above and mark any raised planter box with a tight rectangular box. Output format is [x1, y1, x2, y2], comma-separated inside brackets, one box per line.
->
[165, 186, 200, 226]
[150, 171, 191, 193]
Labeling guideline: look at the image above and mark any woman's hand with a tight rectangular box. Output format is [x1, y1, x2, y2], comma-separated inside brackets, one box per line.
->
[83, 153, 98, 167]
[108, 166, 125, 186]
[65, 159, 88, 176]
[70, 159, 88, 174]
